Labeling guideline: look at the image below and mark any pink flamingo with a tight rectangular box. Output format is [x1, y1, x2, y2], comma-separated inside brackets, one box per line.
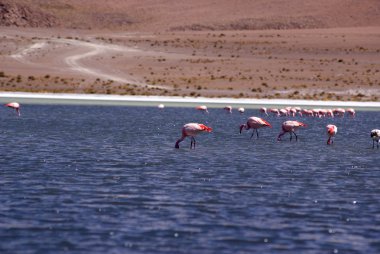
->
[5, 102, 20, 116]
[347, 108, 355, 117]
[312, 109, 321, 118]
[259, 107, 268, 116]
[224, 106, 232, 113]
[333, 108, 345, 117]
[279, 108, 288, 116]
[326, 109, 334, 118]
[371, 129, 380, 149]
[277, 121, 307, 141]
[301, 109, 312, 117]
[269, 108, 280, 117]
[238, 107, 245, 114]
[175, 123, 212, 149]
[294, 107, 302, 116]
[326, 124, 337, 145]
[196, 105, 209, 113]
[240, 117, 272, 139]
[289, 108, 297, 117]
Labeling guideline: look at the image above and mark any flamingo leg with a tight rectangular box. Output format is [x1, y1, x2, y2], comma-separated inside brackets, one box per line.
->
[373, 140, 375, 149]
[190, 137, 196, 149]
[192, 137, 195, 149]
[175, 136, 185, 149]
[256, 129, 259, 139]
[378, 141, 379, 149]
[293, 132, 298, 141]
[250, 131, 254, 139]
[289, 132, 292, 141]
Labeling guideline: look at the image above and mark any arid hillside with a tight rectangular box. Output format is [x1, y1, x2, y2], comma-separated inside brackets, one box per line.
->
[0, 1, 379, 100]
[1, 0, 380, 31]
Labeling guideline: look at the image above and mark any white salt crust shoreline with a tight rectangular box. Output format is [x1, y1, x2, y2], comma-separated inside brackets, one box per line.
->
[0, 92, 379, 110]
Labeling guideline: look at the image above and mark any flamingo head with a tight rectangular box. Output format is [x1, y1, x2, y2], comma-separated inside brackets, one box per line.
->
[262, 119, 272, 128]
[297, 121, 307, 127]
[199, 124, 212, 132]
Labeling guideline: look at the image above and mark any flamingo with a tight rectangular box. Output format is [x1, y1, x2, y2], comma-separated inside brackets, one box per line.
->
[239, 117, 272, 139]
[326, 109, 334, 118]
[333, 108, 345, 117]
[370, 129, 380, 149]
[269, 108, 280, 117]
[277, 120, 307, 141]
[326, 124, 337, 145]
[196, 105, 209, 113]
[301, 109, 312, 117]
[279, 108, 288, 116]
[238, 107, 245, 114]
[289, 108, 297, 117]
[259, 107, 268, 116]
[347, 108, 355, 117]
[158, 104, 165, 109]
[224, 106, 232, 113]
[5, 102, 20, 116]
[294, 107, 302, 116]
[175, 123, 212, 149]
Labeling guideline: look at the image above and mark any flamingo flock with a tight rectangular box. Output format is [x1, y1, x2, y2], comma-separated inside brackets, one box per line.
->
[2, 102, 377, 149]
[174, 105, 378, 149]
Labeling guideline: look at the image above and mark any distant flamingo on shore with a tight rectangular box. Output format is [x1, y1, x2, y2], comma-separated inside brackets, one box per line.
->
[224, 106, 232, 113]
[326, 124, 337, 145]
[269, 108, 280, 117]
[240, 117, 271, 139]
[333, 108, 345, 117]
[196, 105, 209, 113]
[371, 129, 380, 149]
[347, 108, 355, 117]
[175, 123, 212, 149]
[259, 107, 268, 116]
[5, 102, 20, 116]
[277, 121, 306, 141]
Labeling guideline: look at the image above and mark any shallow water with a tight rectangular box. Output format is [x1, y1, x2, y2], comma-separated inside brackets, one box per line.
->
[1, 105, 379, 253]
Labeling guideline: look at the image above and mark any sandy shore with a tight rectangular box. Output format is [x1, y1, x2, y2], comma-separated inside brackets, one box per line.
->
[0, 92, 379, 110]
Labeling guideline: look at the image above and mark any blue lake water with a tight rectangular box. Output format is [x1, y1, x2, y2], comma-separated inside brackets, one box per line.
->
[1, 105, 379, 253]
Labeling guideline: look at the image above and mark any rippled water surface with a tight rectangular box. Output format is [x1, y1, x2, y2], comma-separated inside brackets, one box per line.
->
[1, 105, 380, 253]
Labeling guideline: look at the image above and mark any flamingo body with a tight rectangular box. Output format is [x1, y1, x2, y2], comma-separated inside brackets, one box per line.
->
[240, 117, 271, 139]
[238, 107, 245, 113]
[277, 121, 306, 141]
[326, 124, 337, 145]
[175, 123, 212, 149]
